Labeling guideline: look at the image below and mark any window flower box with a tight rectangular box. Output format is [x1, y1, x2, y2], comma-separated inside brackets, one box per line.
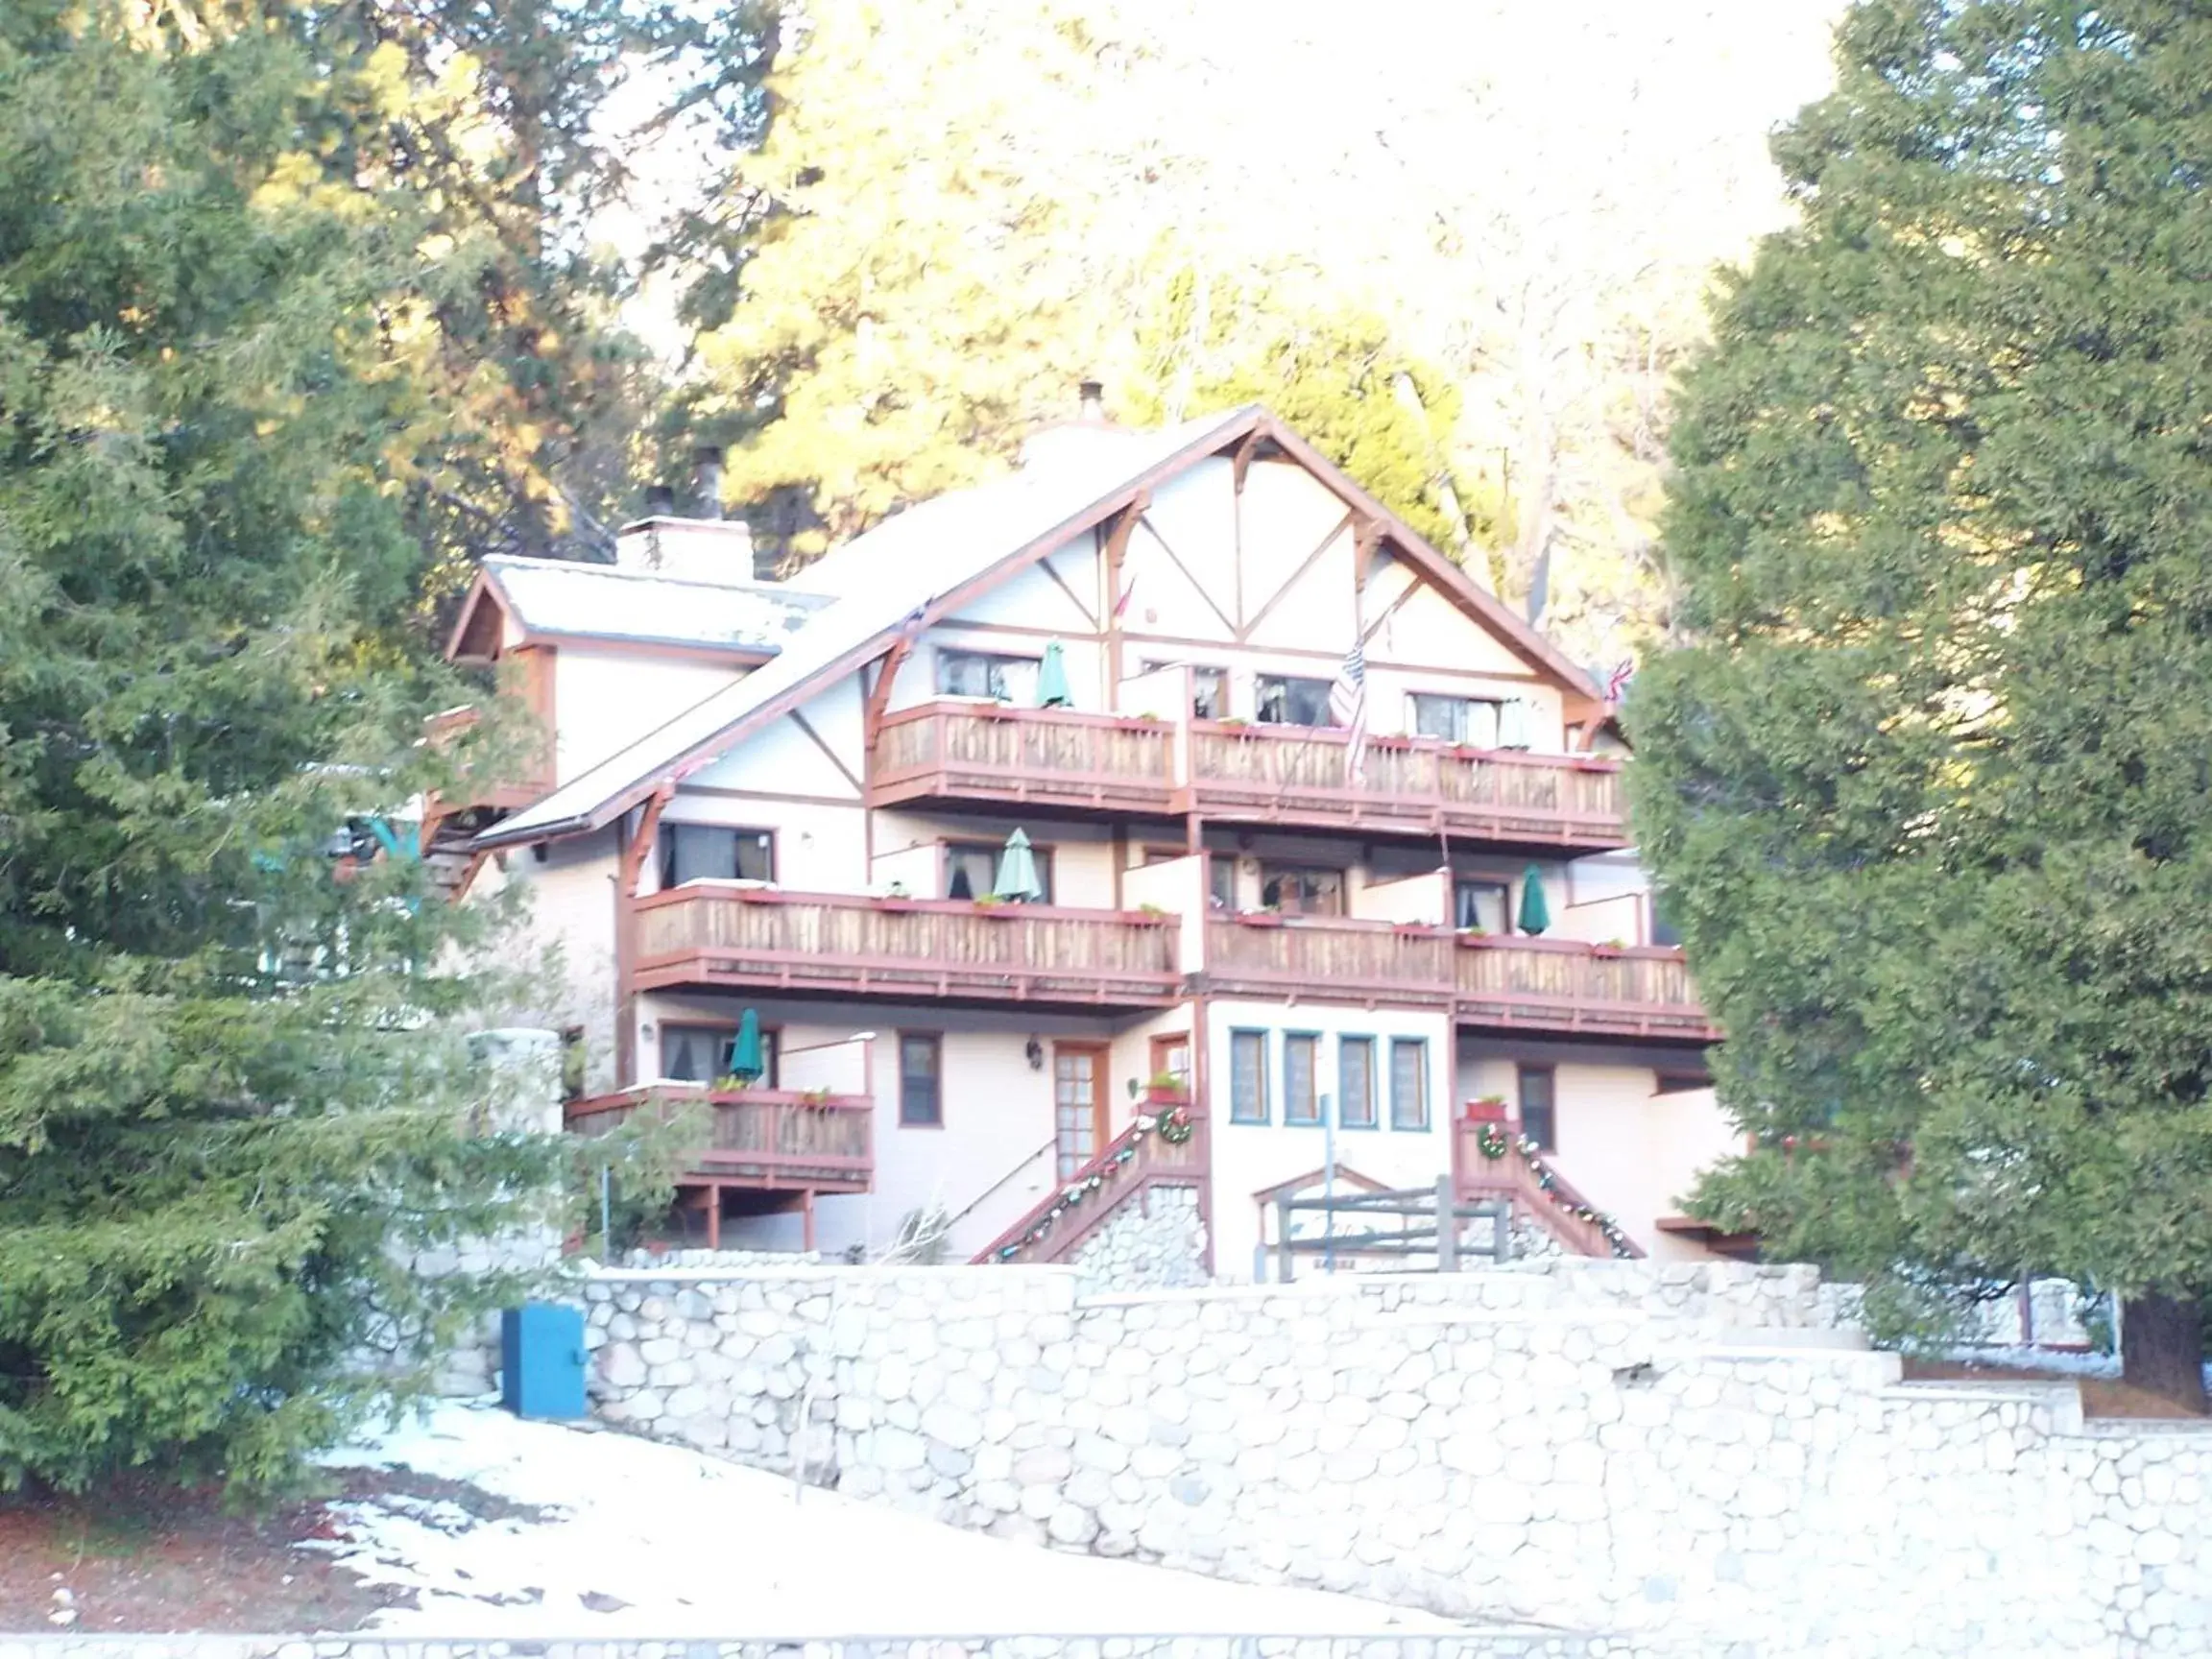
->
[1463, 1096, 1509, 1125]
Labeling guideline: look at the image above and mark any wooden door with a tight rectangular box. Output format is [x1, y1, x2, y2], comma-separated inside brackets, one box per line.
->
[1053, 1042, 1109, 1178]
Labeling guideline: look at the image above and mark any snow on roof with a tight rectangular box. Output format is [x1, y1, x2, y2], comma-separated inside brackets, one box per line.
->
[482, 554, 829, 654]
[472, 411, 1258, 850]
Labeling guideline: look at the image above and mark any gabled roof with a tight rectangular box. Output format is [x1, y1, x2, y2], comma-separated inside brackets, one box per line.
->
[449, 554, 828, 660]
[469, 405, 1608, 852]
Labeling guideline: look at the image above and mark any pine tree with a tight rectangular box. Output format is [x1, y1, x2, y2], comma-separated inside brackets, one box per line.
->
[0, 0, 560, 1491]
[1631, 0, 2212, 1406]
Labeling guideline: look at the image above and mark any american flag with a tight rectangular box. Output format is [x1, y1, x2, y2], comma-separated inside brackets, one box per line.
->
[1330, 639, 1368, 782]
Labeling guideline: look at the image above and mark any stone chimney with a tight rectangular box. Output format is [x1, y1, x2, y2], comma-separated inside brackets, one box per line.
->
[644, 483, 677, 517]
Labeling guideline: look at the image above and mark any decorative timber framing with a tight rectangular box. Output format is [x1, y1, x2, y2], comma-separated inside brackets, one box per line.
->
[863, 637, 915, 757]
[613, 785, 673, 1089]
[1237, 510, 1355, 643]
[1100, 493, 1149, 696]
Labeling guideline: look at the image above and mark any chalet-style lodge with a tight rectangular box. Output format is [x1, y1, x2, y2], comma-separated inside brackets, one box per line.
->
[434, 399, 1742, 1276]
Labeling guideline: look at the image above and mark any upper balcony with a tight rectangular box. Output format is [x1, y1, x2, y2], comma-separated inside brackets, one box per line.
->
[1201, 914, 1718, 1042]
[864, 700, 1627, 852]
[631, 883, 1184, 1008]
[871, 702, 1176, 813]
[1184, 721, 1628, 851]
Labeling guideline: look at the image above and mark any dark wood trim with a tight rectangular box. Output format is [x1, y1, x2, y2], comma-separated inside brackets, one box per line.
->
[933, 616, 1109, 643]
[1037, 548, 1101, 630]
[667, 782, 870, 810]
[1232, 429, 1264, 495]
[787, 709, 866, 798]
[1238, 511, 1355, 643]
[1114, 629, 1549, 683]
[1101, 497, 1147, 698]
[1052, 1038, 1113, 1174]
[1138, 512, 1240, 638]
[864, 637, 914, 756]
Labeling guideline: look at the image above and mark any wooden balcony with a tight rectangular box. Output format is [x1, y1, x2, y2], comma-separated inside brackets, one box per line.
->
[1185, 722, 1628, 850]
[1202, 916, 1719, 1040]
[871, 702, 1175, 812]
[632, 884, 1184, 1006]
[568, 1085, 874, 1192]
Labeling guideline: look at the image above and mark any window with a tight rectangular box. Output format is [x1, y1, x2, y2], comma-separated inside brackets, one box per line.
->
[1191, 666, 1228, 721]
[945, 840, 1053, 903]
[1284, 1033, 1321, 1125]
[1649, 890, 1683, 950]
[1411, 694, 1503, 749]
[1454, 879, 1510, 934]
[1518, 1064, 1556, 1151]
[1655, 1072, 1711, 1095]
[1390, 1039, 1430, 1130]
[1255, 674, 1334, 727]
[1261, 865, 1344, 917]
[899, 1033, 943, 1126]
[1209, 854, 1238, 910]
[1230, 1030, 1269, 1123]
[660, 824, 774, 888]
[937, 649, 1039, 703]
[660, 1023, 780, 1088]
[1339, 1037, 1377, 1129]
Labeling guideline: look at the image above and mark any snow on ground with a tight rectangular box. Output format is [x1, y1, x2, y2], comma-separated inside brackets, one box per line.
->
[313, 1401, 1475, 1638]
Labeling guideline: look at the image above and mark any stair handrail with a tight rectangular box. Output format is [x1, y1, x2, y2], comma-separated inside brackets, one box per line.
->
[974, 1106, 1207, 1265]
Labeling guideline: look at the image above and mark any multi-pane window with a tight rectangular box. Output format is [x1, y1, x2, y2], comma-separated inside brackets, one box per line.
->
[1191, 667, 1229, 721]
[660, 824, 774, 887]
[938, 650, 1039, 703]
[1284, 1033, 1322, 1125]
[1209, 854, 1238, 910]
[1454, 879, 1510, 934]
[1261, 865, 1344, 916]
[945, 841, 1053, 902]
[1338, 1037, 1377, 1129]
[1518, 1064, 1557, 1150]
[660, 1023, 780, 1088]
[1255, 674, 1334, 727]
[1230, 1030, 1269, 1123]
[899, 1033, 943, 1126]
[1390, 1039, 1430, 1130]
[1411, 694, 1503, 748]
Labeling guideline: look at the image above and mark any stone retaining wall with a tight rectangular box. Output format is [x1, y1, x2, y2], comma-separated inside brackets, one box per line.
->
[1065, 1188, 1208, 1293]
[0, 1638, 1672, 1659]
[576, 1260, 2211, 1658]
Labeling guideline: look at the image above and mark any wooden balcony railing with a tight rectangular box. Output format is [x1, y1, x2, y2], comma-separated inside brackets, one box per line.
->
[1203, 916, 1718, 1039]
[567, 1085, 874, 1191]
[1186, 722, 1627, 848]
[975, 1102, 1211, 1266]
[1455, 935, 1718, 1040]
[871, 702, 1175, 811]
[632, 884, 1183, 1005]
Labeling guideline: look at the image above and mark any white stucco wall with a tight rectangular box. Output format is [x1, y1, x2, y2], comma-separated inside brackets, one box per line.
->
[553, 647, 744, 784]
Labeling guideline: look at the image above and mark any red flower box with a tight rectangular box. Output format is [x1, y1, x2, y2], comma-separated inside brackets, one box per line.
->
[1463, 1097, 1509, 1124]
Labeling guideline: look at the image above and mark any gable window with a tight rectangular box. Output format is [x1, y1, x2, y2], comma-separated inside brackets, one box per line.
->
[1261, 865, 1344, 917]
[1411, 693, 1503, 749]
[899, 1033, 944, 1126]
[661, 824, 775, 888]
[1255, 674, 1334, 728]
[660, 1022, 781, 1088]
[1284, 1033, 1322, 1125]
[1338, 1036, 1377, 1129]
[1454, 879, 1510, 934]
[1230, 1030, 1269, 1123]
[938, 649, 1040, 704]
[1389, 1039, 1429, 1130]
[1518, 1064, 1557, 1151]
[945, 840, 1053, 903]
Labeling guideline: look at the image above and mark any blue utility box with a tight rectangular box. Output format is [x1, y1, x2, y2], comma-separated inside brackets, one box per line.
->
[500, 1302, 588, 1420]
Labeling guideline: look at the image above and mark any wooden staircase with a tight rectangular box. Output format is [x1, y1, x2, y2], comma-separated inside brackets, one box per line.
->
[1454, 1119, 1644, 1259]
[975, 1104, 1211, 1266]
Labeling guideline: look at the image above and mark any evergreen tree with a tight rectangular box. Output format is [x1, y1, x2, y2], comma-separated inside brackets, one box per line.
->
[1630, 0, 2212, 1405]
[0, 0, 559, 1491]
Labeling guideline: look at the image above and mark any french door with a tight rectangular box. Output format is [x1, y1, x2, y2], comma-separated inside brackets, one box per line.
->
[1053, 1042, 1110, 1178]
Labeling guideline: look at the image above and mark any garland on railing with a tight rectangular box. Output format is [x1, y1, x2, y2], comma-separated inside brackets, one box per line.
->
[993, 1108, 1192, 1261]
[1479, 1130, 1634, 1259]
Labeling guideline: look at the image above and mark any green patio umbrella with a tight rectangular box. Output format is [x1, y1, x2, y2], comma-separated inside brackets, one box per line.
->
[728, 1007, 766, 1081]
[1035, 639, 1073, 708]
[994, 827, 1046, 902]
[1516, 865, 1551, 936]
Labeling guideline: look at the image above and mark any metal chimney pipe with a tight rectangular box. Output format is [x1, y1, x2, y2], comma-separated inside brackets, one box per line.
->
[644, 484, 677, 517]
[691, 445, 725, 520]
[1077, 379, 1106, 423]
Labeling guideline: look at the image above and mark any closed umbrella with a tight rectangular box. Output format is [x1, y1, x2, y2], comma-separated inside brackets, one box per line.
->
[994, 828, 1045, 902]
[1516, 866, 1551, 936]
[1036, 639, 1073, 708]
[728, 1007, 766, 1082]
